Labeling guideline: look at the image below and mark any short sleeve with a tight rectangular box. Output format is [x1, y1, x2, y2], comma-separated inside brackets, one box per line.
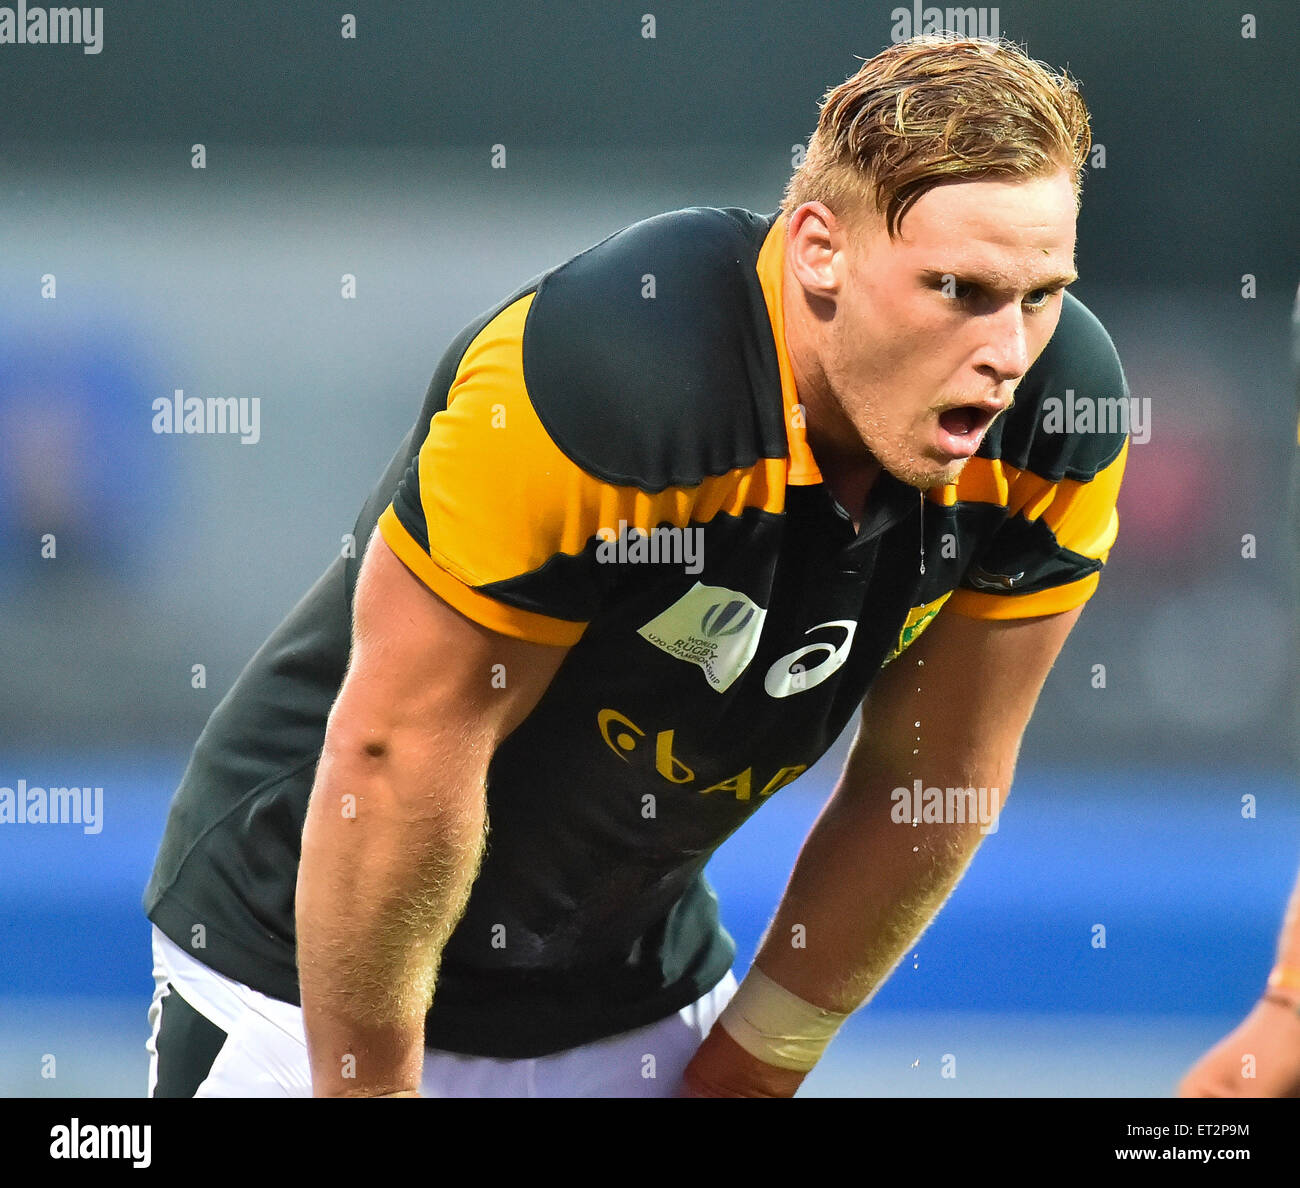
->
[378, 292, 708, 645]
[947, 294, 1132, 621]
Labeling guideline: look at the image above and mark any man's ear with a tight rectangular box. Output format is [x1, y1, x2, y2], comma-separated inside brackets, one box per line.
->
[786, 202, 843, 302]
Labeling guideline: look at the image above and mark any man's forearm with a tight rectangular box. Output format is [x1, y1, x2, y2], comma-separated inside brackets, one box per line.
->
[683, 610, 1077, 1096]
[295, 727, 488, 1097]
[683, 758, 998, 1097]
[752, 759, 997, 1015]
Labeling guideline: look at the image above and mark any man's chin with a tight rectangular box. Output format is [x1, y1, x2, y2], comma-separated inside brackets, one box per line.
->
[879, 451, 970, 491]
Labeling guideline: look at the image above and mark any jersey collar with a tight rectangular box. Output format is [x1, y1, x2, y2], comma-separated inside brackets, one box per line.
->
[756, 212, 823, 487]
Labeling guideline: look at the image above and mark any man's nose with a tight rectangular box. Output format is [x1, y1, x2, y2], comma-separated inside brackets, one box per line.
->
[975, 307, 1031, 383]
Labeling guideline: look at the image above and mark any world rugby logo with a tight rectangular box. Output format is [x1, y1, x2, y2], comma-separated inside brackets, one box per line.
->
[701, 600, 756, 638]
[637, 583, 768, 693]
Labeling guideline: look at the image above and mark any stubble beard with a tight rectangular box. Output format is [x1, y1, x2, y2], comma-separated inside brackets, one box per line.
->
[842, 395, 964, 492]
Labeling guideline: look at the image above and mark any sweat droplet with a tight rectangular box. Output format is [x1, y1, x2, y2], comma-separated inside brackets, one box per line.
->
[919, 491, 926, 574]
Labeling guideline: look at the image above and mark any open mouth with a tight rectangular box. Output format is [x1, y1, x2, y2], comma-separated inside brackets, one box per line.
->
[938, 405, 993, 437]
[935, 404, 998, 458]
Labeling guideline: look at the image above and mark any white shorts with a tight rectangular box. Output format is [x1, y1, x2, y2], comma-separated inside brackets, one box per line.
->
[146, 925, 737, 1098]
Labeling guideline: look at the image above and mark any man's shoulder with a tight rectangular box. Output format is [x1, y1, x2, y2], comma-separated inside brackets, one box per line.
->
[984, 291, 1130, 483]
[520, 206, 789, 491]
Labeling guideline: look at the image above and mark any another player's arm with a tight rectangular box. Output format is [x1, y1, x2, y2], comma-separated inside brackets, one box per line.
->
[1178, 391, 1300, 1098]
[1266, 871, 1300, 1011]
[1177, 865, 1300, 1098]
[296, 533, 569, 1098]
[682, 605, 1082, 1097]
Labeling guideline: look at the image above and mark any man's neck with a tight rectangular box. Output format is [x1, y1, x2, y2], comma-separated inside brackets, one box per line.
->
[815, 450, 881, 532]
[781, 252, 882, 529]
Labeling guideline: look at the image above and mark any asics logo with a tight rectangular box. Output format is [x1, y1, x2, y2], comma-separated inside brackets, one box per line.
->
[764, 619, 857, 698]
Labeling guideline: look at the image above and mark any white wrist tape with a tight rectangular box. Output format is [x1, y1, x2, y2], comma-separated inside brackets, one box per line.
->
[716, 967, 850, 1072]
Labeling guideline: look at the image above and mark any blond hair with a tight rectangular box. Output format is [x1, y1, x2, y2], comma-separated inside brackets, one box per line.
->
[781, 35, 1091, 236]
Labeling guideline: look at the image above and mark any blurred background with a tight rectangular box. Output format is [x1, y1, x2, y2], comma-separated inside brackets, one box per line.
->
[0, 0, 1296, 1096]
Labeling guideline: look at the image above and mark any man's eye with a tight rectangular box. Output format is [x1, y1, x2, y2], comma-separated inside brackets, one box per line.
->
[1024, 288, 1055, 309]
[936, 278, 975, 301]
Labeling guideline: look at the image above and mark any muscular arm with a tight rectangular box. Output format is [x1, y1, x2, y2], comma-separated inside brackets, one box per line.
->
[296, 534, 569, 1097]
[683, 604, 1083, 1096]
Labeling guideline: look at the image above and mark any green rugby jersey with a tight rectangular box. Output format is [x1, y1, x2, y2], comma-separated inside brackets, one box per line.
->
[144, 206, 1129, 1057]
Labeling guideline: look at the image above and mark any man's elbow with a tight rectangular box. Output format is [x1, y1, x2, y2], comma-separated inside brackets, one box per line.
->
[315, 691, 487, 828]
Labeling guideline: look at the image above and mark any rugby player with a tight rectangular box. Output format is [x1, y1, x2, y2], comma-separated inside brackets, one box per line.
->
[143, 35, 1130, 1097]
